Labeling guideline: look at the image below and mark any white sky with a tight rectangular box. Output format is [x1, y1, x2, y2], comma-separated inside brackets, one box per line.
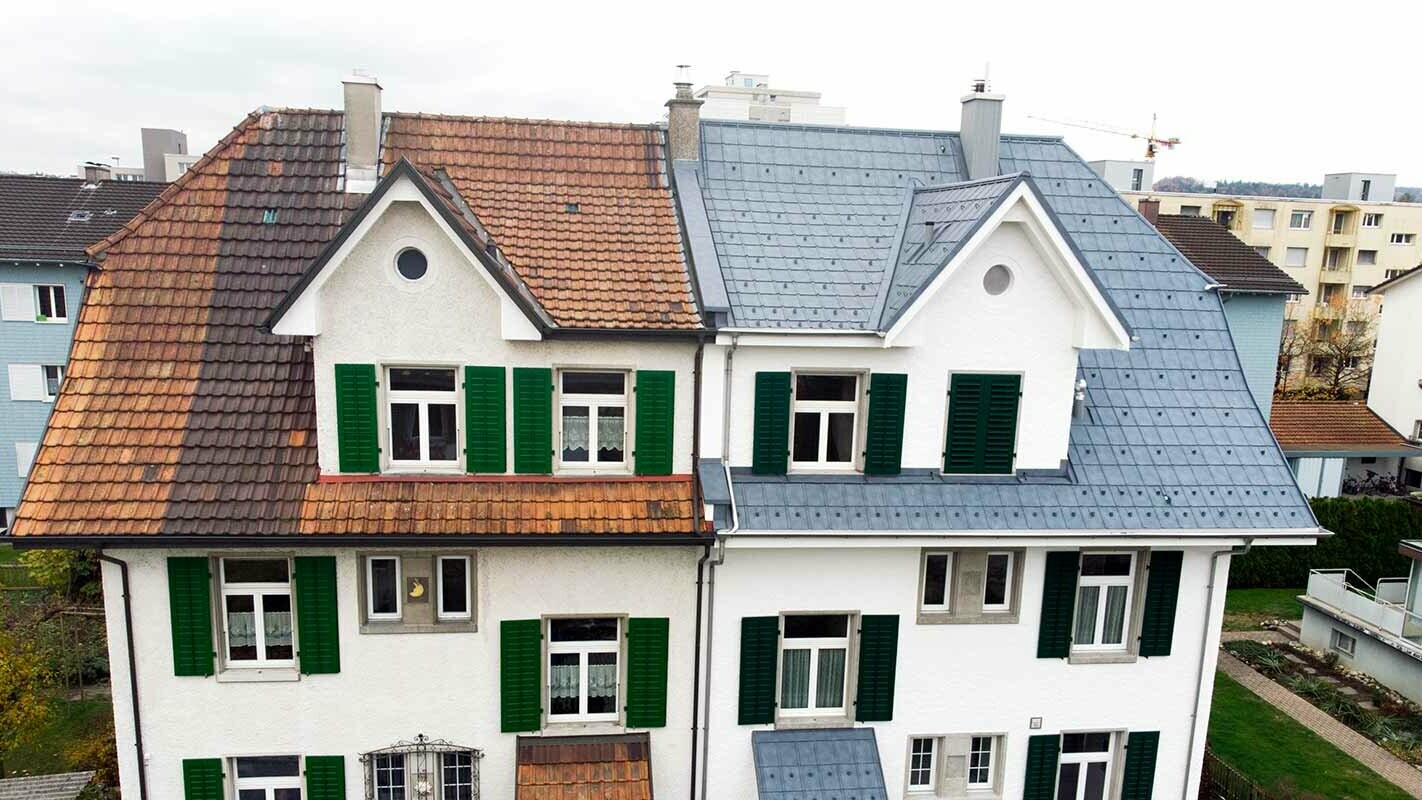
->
[7, 0, 1422, 185]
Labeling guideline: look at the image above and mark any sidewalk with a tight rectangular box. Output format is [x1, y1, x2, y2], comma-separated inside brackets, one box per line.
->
[1217, 652, 1422, 798]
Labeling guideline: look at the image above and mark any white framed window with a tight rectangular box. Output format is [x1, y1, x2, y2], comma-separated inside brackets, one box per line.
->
[1057, 732, 1115, 800]
[1358, 249, 1377, 266]
[1285, 247, 1308, 267]
[982, 553, 1014, 612]
[1180, 205, 1202, 217]
[1253, 246, 1271, 260]
[907, 736, 937, 792]
[43, 365, 63, 401]
[1412, 420, 1422, 441]
[1363, 212, 1383, 228]
[1332, 210, 1351, 234]
[437, 555, 471, 621]
[1252, 208, 1276, 229]
[366, 556, 402, 621]
[1351, 285, 1372, 300]
[0, 507, 12, 534]
[1391, 233, 1416, 245]
[557, 371, 627, 468]
[920, 552, 953, 612]
[441, 751, 475, 800]
[1361, 179, 1373, 201]
[1129, 169, 1143, 192]
[233, 755, 302, 800]
[548, 617, 620, 721]
[790, 373, 859, 470]
[779, 614, 850, 718]
[968, 735, 996, 788]
[372, 753, 405, 800]
[34, 285, 67, 322]
[387, 367, 458, 468]
[1072, 553, 1135, 652]
[219, 558, 295, 668]
[1213, 208, 1237, 229]
[7, 364, 47, 402]
[14, 442, 37, 477]
[1387, 269, 1407, 280]
[1285, 294, 1301, 304]
[1331, 629, 1357, 656]
[1325, 247, 1349, 270]
[1289, 210, 1313, 230]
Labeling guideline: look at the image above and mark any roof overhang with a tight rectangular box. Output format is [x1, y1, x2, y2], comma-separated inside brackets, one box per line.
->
[1400, 540, 1422, 562]
[266, 158, 548, 340]
[720, 528, 1326, 549]
[882, 179, 1132, 350]
[1371, 265, 1422, 294]
[1281, 446, 1422, 459]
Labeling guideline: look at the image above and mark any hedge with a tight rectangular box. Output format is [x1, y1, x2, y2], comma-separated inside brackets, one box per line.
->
[1228, 497, 1422, 588]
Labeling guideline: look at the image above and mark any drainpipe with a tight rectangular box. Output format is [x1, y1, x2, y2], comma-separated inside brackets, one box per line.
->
[1184, 538, 1252, 800]
[98, 552, 148, 800]
[688, 336, 708, 800]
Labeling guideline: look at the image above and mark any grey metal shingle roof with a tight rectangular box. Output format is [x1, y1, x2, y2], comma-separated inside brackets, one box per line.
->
[0, 771, 94, 800]
[752, 728, 887, 800]
[694, 120, 1317, 532]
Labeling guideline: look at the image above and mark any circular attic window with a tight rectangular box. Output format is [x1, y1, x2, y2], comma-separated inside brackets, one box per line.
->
[983, 264, 1013, 296]
[396, 247, 429, 281]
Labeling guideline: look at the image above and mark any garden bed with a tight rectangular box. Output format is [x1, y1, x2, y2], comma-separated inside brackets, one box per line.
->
[1223, 639, 1422, 765]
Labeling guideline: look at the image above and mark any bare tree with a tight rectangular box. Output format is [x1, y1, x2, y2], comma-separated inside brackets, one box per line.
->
[1278, 299, 1376, 399]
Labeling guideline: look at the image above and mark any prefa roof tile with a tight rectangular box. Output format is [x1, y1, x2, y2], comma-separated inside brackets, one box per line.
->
[695, 120, 1315, 532]
[13, 109, 702, 539]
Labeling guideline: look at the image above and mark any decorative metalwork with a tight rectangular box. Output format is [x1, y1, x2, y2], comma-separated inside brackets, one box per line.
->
[361, 733, 482, 800]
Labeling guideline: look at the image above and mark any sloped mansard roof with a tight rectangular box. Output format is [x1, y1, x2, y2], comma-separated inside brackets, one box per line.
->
[691, 120, 1317, 532]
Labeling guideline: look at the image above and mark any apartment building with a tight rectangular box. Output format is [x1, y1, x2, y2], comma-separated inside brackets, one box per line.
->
[694, 70, 847, 124]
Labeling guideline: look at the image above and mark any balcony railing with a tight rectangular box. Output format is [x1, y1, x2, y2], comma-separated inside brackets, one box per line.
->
[1306, 569, 1422, 644]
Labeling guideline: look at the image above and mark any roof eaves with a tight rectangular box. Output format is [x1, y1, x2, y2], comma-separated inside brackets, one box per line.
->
[1371, 264, 1422, 294]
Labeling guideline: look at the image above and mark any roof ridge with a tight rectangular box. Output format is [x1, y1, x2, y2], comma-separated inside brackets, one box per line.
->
[387, 110, 663, 131]
[912, 171, 1027, 194]
[701, 117, 1065, 143]
[87, 110, 265, 261]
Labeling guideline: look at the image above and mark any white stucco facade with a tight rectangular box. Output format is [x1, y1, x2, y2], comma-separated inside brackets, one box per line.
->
[698, 542, 1237, 800]
[1369, 272, 1422, 487]
[102, 545, 702, 800]
[1300, 605, 1422, 704]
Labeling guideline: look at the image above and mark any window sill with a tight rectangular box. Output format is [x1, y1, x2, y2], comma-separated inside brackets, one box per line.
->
[540, 720, 625, 735]
[216, 667, 300, 683]
[1068, 650, 1137, 665]
[916, 611, 1019, 626]
[360, 621, 477, 635]
[773, 715, 855, 730]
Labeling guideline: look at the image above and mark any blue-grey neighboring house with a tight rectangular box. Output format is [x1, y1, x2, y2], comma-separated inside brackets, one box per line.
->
[0, 174, 165, 532]
[1143, 204, 1306, 417]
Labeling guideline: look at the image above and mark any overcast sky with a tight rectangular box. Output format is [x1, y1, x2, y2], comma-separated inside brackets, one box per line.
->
[7, 1, 1422, 186]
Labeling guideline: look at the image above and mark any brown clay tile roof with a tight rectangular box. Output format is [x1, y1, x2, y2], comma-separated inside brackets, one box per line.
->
[516, 734, 651, 800]
[1153, 214, 1306, 294]
[0, 175, 167, 263]
[12, 108, 702, 539]
[1269, 400, 1420, 454]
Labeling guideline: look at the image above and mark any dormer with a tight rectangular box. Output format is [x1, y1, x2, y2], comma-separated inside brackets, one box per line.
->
[270, 141, 702, 480]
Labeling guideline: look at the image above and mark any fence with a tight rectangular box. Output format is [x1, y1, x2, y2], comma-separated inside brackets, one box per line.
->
[1200, 748, 1274, 800]
[0, 561, 42, 590]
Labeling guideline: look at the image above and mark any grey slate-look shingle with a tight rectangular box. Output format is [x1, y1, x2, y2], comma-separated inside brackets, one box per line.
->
[694, 120, 1316, 532]
[752, 728, 887, 800]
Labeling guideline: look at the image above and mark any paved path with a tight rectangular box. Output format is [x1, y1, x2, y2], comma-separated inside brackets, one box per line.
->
[1217, 652, 1422, 797]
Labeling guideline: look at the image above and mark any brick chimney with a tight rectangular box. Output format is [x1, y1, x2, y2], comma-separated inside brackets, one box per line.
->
[959, 78, 1004, 181]
[1138, 197, 1160, 226]
[81, 162, 111, 183]
[665, 69, 704, 162]
[343, 71, 383, 193]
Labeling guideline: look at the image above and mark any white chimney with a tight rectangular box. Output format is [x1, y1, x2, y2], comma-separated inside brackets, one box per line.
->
[959, 79, 1004, 181]
[343, 71, 383, 193]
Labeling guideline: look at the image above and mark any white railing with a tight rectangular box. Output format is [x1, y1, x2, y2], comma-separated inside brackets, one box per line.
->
[1305, 569, 1418, 640]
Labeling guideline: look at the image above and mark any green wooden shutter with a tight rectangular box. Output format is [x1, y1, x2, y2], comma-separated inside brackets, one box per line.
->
[1121, 731, 1160, 800]
[334, 363, 380, 473]
[512, 367, 552, 474]
[854, 614, 899, 722]
[751, 372, 792, 475]
[738, 616, 779, 725]
[863, 373, 908, 475]
[167, 557, 214, 677]
[1022, 735, 1061, 800]
[464, 366, 506, 473]
[501, 618, 542, 732]
[625, 617, 670, 728]
[182, 758, 223, 800]
[294, 556, 340, 675]
[1037, 551, 1080, 659]
[305, 755, 346, 800]
[1140, 552, 1183, 657]
[634, 371, 675, 476]
[944, 373, 1020, 475]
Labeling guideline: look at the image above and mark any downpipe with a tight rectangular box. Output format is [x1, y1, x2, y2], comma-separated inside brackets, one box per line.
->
[1184, 538, 1251, 800]
[97, 552, 148, 800]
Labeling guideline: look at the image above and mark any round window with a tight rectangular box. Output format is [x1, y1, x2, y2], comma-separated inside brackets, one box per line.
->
[396, 247, 428, 281]
[983, 264, 1013, 295]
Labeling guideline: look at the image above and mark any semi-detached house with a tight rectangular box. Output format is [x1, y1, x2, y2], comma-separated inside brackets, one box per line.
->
[10, 75, 1322, 800]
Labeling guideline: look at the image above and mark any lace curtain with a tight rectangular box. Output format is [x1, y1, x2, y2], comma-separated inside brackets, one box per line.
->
[549, 657, 617, 703]
[225, 605, 292, 650]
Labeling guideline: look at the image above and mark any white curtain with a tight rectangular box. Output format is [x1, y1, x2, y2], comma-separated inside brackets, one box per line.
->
[815, 648, 846, 708]
[1103, 586, 1128, 645]
[265, 609, 293, 646]
[550, 661, 579, 700]
[597, 411, 624, 450]
[781, 649, 810, 709]
[1075, 586, 1100, 645]
[563, 409, 590, 455]
[227, 609, 256, 649]
[588, 659, 617, 699]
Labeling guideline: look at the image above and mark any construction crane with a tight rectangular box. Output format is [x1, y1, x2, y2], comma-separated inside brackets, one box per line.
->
[1027, 113, 1180, 160]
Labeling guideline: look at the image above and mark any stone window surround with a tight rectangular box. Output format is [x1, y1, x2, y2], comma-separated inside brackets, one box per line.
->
[358, 551, 478, 634]
[916, 549, 1027, 625]
[901, 732, 1006, 799]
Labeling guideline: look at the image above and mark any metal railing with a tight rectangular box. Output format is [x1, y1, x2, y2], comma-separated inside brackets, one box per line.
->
[1306, 569, 1422, 642]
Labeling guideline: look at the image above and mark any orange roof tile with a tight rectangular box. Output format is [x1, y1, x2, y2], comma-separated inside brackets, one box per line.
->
[12, 108, 703, 539]
[1270, 400, 1420, 454]
[516, 734, 651, 800]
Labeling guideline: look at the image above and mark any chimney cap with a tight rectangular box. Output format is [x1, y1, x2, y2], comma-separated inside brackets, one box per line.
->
[343, 70, 381, 87]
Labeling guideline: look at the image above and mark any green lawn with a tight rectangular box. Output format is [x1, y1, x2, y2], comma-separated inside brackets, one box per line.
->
[3, 698, 111, 777]
[1209, 672, 1411, 800]
[0, 542, 19, 564]
[1223, 587, 1304, 632]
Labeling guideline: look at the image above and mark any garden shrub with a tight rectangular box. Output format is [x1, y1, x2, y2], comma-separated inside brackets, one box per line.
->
[1229, 497, 1420, 588]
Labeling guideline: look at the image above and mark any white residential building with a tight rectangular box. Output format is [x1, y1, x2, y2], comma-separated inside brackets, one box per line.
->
[695, 71, 847, 125]
[1368, 266, 1422, 489]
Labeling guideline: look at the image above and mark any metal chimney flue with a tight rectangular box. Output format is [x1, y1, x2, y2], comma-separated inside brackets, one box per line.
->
[959, 78, 1004, 181]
